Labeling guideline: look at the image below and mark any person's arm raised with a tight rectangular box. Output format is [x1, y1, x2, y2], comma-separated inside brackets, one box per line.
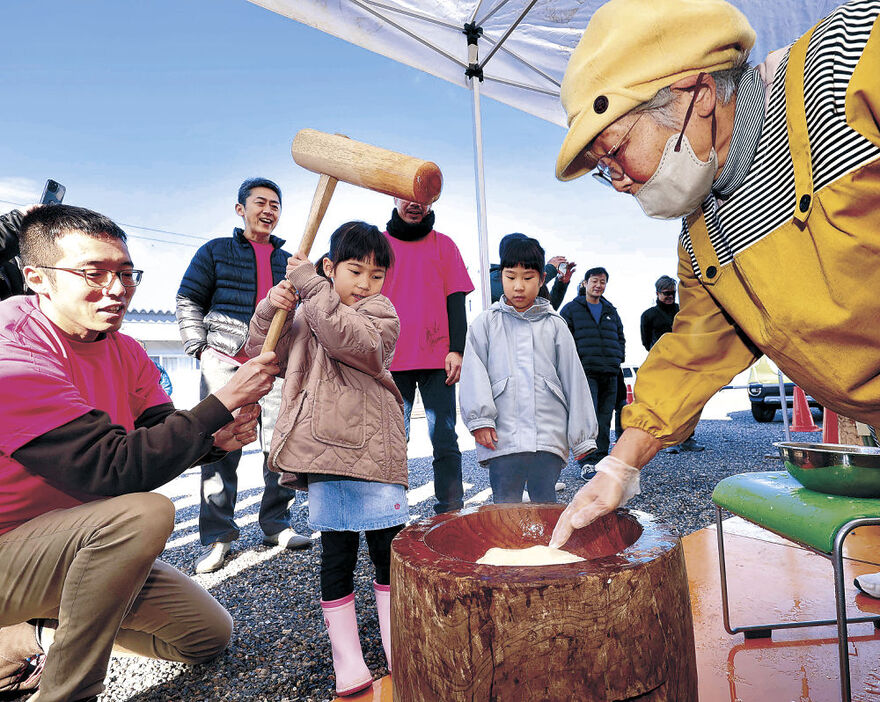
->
[12, 353, 280, 496]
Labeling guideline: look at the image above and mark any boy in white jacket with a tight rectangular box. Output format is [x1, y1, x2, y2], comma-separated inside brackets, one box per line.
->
[460, 236, 597, 503]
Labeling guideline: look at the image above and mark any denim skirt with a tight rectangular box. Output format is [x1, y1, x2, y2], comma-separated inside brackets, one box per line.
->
[307, 474, 409, 531]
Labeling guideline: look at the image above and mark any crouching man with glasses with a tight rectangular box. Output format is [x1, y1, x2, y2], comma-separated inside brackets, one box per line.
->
[0, 205, 281, 701]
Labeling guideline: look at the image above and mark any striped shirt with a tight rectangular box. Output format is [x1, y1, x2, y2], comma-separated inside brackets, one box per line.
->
[680, 0, 880, 279]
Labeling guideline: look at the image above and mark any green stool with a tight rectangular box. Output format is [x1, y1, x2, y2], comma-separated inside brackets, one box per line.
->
[712, 471, 880, 702]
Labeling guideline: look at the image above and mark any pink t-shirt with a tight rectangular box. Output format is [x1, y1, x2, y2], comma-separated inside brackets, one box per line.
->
[230, 239, 276, 363]
[0, 296, 170, 536]
[382, 230, 474, 371]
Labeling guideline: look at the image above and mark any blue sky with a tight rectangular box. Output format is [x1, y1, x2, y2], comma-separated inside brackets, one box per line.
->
[2, 0, 686, 362]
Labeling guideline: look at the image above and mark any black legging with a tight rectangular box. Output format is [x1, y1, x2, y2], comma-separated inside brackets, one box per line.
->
[320, 524, 404, 601]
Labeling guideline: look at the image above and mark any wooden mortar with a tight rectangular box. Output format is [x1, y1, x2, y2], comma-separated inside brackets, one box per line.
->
[390, 504, 696, 701]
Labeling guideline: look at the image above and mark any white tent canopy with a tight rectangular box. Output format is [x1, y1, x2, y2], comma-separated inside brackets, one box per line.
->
[248, 0, 843, 304]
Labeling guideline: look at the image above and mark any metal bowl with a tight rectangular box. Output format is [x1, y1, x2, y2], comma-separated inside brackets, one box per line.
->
[775, 442, 880, 497]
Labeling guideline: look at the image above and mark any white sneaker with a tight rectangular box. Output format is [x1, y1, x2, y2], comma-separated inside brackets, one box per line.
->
[263, 527, 311, 550]
[555, 482, 566, 492]
[195, 542, 231, 574]
[854, 572, 880, 598]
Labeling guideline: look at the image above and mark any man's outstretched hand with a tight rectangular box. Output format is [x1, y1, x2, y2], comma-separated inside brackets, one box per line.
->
[214, 403, 261, 451]
[549, 455, 640, 548]
[214, 352, 280, 412]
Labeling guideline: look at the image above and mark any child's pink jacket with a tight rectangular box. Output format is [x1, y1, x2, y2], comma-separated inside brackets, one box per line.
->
[246, 262, 408, 490]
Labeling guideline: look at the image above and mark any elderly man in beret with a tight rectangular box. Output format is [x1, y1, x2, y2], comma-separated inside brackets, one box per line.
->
[550, 0, 880, 595]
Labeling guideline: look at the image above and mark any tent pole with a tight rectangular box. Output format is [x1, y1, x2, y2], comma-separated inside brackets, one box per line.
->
[470, 79, 491, 310]
[465, 25, 492, 311]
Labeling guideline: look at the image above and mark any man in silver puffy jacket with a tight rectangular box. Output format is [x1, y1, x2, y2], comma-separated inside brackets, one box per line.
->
[175, 177, 309, 573]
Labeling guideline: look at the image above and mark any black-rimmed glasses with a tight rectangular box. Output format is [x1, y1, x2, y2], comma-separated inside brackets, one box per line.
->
[38, 266, 144, 288]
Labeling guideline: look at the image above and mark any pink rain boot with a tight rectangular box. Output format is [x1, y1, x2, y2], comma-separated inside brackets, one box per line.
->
[321, 593, 373, 696]
[373, 581, 392, 672]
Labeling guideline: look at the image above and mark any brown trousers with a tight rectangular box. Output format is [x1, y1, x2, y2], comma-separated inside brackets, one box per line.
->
[0, 493, 232, 701]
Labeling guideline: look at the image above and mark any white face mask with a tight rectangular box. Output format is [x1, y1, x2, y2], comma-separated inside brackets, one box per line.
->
[634, 133, 717, 220]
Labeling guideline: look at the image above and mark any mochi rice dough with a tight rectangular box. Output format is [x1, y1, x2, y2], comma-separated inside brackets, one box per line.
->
[476, 545, 585, 566]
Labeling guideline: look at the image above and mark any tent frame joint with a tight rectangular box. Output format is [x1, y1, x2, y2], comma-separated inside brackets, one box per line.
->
[463, 22, 484, 81]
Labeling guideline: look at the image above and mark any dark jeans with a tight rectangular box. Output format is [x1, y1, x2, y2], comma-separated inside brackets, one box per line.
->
[614, 368, 627, 439]
[199, 453, 294, 545]
[198, 351, 295, 545]
[320, 525, 403, 601]
[488, 451, 564, 504]
[393, 369, 463, 514]
[585, 371, 618, 457]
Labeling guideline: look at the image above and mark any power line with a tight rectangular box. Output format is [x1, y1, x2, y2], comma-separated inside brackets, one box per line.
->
[0, 198, 210, 248]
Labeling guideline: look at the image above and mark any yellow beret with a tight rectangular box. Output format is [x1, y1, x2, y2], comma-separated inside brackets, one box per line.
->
[556, 0, 756, 181]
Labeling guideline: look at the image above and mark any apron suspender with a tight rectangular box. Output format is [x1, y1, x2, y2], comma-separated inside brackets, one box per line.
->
[688, 22, 818, 282]
[785, 26, 818, 225]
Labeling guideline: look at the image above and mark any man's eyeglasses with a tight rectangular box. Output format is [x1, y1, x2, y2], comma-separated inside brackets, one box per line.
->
[659, 289, 676, 297]
[591, 112, 644, 187]
[39, 266, 144, 288]
[590, 72, 711, 188]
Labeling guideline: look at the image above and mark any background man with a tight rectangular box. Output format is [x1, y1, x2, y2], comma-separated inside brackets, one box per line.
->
[0, 205, 277, 701]
[560, 267, 625, 476]
[382, 198, 474, 514]
[176, 177, 309, 574]
[640, 275, 704, 453]
[550, 0, 880, 569]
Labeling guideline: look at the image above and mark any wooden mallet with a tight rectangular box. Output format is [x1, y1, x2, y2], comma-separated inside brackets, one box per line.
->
[260, 128, 443, 352]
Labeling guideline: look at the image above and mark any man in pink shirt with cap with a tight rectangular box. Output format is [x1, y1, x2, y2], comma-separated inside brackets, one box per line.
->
[382, 198, 474, 514]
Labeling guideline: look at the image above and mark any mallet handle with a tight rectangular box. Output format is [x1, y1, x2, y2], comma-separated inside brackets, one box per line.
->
[261, 174, 339, 353]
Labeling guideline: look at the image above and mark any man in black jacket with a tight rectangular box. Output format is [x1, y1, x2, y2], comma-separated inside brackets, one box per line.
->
[561, 267, 625, 475]
[0, 204, 277, 700]
[640, 276, 704, 453]
[176, 178, 309, 574]
[640, 275, 678, 351]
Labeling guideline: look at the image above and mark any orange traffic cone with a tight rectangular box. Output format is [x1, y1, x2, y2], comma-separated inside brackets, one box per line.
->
[790, 386, 819, 432]
[626, 384, 634, 405]
[822, 408, 839, 443]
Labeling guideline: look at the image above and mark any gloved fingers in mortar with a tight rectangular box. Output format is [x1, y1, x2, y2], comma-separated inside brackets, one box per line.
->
[549, 455, 640, 548]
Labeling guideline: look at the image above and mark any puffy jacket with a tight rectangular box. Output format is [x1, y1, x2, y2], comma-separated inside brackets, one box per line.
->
[460, 297, 597, 464]
[0, 210, 26, 300]
[560, 294, 625, 374]
[244, 262, 408, 490]
[175, 228, 289, 358]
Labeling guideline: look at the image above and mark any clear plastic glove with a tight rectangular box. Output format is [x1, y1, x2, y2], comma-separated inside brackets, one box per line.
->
[548, 455, 640, 548]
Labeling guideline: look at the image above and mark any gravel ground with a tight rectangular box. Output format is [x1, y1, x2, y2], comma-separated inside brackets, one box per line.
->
[12, 408, 822, 701]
